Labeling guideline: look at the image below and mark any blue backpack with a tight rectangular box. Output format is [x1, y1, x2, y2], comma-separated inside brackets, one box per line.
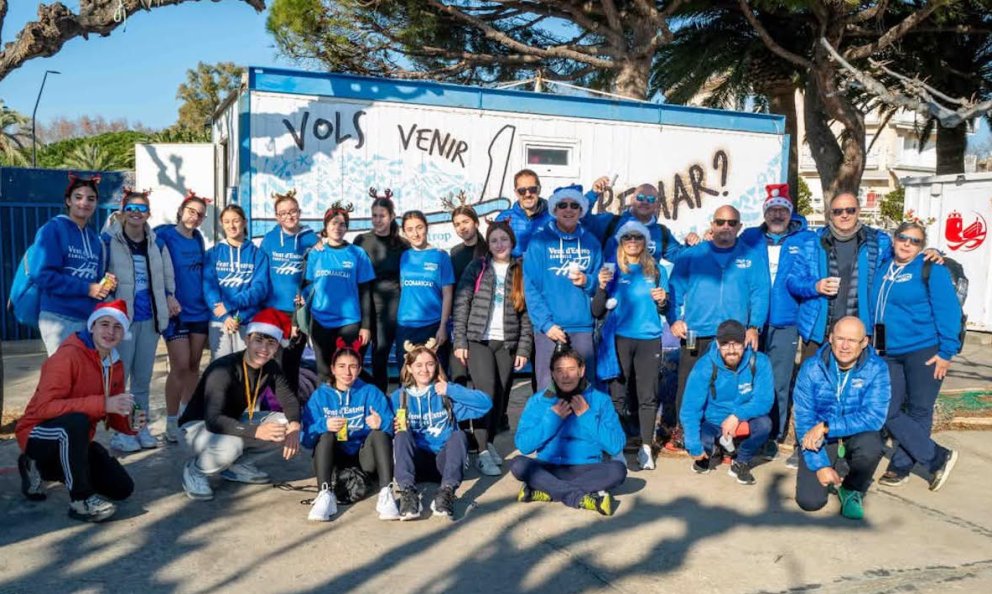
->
[8, 245, 42, 327]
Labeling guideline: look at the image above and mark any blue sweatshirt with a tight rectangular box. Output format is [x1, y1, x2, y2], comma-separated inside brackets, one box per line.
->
[679, 344, 774, 457]
[301, 379, 394, 455]
[869, 254, 962, 359]
[398, 248, 455, 327]
[601, 210, 685, 264]
[387, 383, 491, 453]
[30, 215, 106, 320]
[667, 241, 770, 336]
[739, 216, 808, 328]
[495, 199, 553, 258]
[523, 221, 602, 334]
[260, 226, 318, 313]
[203, 239, 270, 323]
[514, 383, 625, 465]
[155, 225, 209, 323]
[611, 263, 668, 340]
[304, 243, 376, 328]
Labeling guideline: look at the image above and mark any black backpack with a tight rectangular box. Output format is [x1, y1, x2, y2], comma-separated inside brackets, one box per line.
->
[922, 258, 969, 354]
[709, 355, 758, 399]
[333, 467, 371, 503]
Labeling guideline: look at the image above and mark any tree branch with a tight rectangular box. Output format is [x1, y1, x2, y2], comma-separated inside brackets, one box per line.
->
[738, 0, 811, 69]
[844, 0, 948, 61]
[845, 0, 890, 25]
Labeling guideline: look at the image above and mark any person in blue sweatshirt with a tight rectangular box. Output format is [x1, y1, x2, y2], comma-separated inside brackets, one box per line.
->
[738, 184, 809, 464]
[260, 190, 318, 394]
[680, 320, 774, 486]
[511, 348, 626, 516]
[386, 341, 491, 520]
[203, 204, 270, 360]
[666, 204, 769, 451]
[869, 221, 961, 491]
[301, 340, 397, 522]
[155, 191, 211, 442]
[793, 317, 890, 520]
[495, 169, 553, 258]
[591, 220, 668, 471]
[524, 185, 603, 390]
[301, 202, 375, 384]
[33, 174, 114, 356]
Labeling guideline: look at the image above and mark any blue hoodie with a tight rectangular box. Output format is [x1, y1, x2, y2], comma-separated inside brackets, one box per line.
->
[679, 343, 774, 457]
[514, 383, 625, 465]
[31, 215, 106, 321]
[523, 220, 602, 334]
[739, 216, 808, 328]
[794, 344, 890, 471]
[869, 254, 962, 359]
[203, 239, 270, 323]
[601, 210, 685, 264]
[495, 199, 553, 258]
[386, 383, 491, 453]
[301, 379, 394, 455]
[303, 242, 376, 328]
[667, 241, 770, 336]
[154, 225, 209, 323]
[260, 226, 318, 314]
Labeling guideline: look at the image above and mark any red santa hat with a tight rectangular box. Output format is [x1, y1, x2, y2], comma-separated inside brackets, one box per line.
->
[763, 184, 793, 213]
[88, 300, 131, 337]
[245, 308, 291, 347]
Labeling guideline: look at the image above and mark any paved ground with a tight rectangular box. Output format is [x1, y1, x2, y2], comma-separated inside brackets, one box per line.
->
[1, 338, 991, 593]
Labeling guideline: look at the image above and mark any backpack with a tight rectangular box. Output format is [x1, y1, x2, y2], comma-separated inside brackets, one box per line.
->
[333, 466, 372, 503]
[709, 354, 757, 399]
[922, 258, 968, 353]
[8, 246, 42, 327]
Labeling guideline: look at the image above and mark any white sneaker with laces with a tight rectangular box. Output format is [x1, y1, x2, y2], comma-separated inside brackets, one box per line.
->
[308, 486, 337, 521]
[376, 486, 400, 520]
[110, 432, 141, 453]
[477, 451, 502, 476]
[638, 444, 655, 470]
[68, 494, 116, 522]
[136, 427, 159, 449]
[220, 461, 270, 484]
[486, 442, 503, 466]
[165, 417, 179, 443]
[182, 460, 214, 501]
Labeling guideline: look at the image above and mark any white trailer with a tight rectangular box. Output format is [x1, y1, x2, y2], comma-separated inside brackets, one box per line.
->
[902, 172, 992, 332]
[212, 68, 788, 247]
[134, 142, 218, 246]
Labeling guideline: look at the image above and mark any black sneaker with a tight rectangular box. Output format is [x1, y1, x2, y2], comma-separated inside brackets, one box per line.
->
[879, 470, 911, 487]
[929, 448, 958, 492]
[728, 460, 756, 485]
[398, 488, 422, 521]
[18, 454, 46, 501]
[760, 440, 779, 461]
[431, 486, 456, 518]
[784, 449, 800, 470]
[692, 455, 719, 474]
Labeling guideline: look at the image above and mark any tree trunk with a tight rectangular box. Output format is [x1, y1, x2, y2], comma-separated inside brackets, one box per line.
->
[935, 122, 967, 175]
[766, 83, 799, 200]
[612, 57, 651, 100]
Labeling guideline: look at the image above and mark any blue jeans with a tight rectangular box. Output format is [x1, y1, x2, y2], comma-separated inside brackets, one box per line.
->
[392, 429, 467, 491]
[699, 415, 772, 464]
[509, 457, 626, 508]
[39, 311, 86, 356]
[533, 331, 595, 391]
[884, 345, 945, 473]
[763, 325, 799, 442]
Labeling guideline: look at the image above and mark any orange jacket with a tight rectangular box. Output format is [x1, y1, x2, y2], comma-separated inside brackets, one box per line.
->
[16, 333, 134, 451]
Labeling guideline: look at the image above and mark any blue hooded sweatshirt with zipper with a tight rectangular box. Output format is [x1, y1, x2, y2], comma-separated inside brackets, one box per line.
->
[301, 378, 394, 455]
[739, 215, 808, 328]
[869, 254, 962, 359]
[155, 224, 209, 323]
[260, 226, 318, 314]
[514, 382, 625, 465]
[31, 215, 106, 320]
[667, 240, 769, 336]
[679, 343, 774, 457]
[793, 344, 891, 471]
[203, 239, 270, 323]
[386, 383, 491, 453]
[523, 220, 602, 334]
[495, 198, 553, 258]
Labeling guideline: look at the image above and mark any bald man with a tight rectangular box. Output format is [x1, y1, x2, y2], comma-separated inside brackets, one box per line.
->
[793, 317, 890, 520]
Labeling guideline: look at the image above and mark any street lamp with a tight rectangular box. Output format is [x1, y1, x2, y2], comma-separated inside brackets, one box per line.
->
[31, 69, 60, 167]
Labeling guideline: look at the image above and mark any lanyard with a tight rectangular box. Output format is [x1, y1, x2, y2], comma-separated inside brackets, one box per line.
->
[834, 360, 851, 402]
[102, 358, 114, 428]
[242, 358, 264, 424]
[874, 260, 907, 324]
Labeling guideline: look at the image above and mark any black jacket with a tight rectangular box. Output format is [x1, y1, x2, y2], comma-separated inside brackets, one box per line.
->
[452, 256, 533, 358]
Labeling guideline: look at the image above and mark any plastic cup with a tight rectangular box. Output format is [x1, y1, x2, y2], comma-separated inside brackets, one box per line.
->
[686, 330, 698, 351]
[568, 261, 582, 280]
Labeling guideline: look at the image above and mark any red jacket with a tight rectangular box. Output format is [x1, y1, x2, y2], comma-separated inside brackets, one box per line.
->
[16, 333, 134, 451]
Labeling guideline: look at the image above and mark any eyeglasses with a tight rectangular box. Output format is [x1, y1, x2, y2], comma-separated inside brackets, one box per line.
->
[556, 201, 581, 211]
[895, 233, 924, 246]
[123, 203, 149, 213]
[713, 218, 739, 227]
[276, 208, 300, 218]
[831, 207, 858, 216]
[718, 342, 744, 351]
[620, 233, 645, 242]
[515, 185, 540, 196]
[184, 206, 206, 220]
[635, 193, 657, 204]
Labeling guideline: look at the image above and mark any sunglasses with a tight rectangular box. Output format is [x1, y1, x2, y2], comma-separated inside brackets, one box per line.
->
[832, 207, 858, 216]
[556, 201, 581, 211]
[620, 233, 645, 242]
[713, 218, 739, 227]
[895, 233, 924, 246]
[635, 193, 657, 204]
[515, 185, 540, 196]
[123, 203, 149, 213]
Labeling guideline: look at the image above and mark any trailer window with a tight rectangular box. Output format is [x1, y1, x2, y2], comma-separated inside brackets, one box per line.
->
[527, 147, 570, 166]
[521, 139, 580, 178]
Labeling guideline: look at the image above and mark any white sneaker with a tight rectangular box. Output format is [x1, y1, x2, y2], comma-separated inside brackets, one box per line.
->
[136, 427, 159, 449]
[308, 486, 337, 521]
[165, 418, 179, 444]
[477, 451, 502, 476]
[376, 486, 400, 520]
[182, 460, 214, 501]
[486, 442, 504, 466]
[219, 461, 271, 484]
[110, 432, 141, 453]
[68, 494, 116, 522]
[638, 444, 655, 470]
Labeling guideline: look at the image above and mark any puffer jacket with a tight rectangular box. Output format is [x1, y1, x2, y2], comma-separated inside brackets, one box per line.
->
[102, 217, 176, 332]
[494, 198, 553, 258]
[739, 215, 808, 328]
[452, 256, 533, 358]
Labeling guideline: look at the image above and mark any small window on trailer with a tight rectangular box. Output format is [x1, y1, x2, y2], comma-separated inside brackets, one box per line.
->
[522, 139, 579, 178]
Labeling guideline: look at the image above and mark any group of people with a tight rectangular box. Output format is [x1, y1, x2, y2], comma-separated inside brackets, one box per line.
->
[14, 168, 963, 524]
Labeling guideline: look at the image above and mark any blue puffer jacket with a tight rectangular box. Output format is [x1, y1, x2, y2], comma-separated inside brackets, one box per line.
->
[788, 226, 892, 343]
[494, 199, 553, 258]
[793, 344, 891, 471]
[739, 216, 808, 328]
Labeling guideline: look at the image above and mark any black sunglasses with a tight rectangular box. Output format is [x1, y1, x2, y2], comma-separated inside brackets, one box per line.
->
[713, 218, 739, 227]
[556, 201, 581, 211]
[516, 185, 540, 196]
[620, 233, 645, 242]
[832, 207, 858, 216]
[895, 233, 924, 246]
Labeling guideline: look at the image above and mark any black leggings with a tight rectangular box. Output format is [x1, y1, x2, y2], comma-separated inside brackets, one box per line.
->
[369, 285, 401, 393]
[466, 340, 514, 447]
[279, 327, 308, 395]
[25, 413, 134, 502]
[610, 336, 660, 444]
[675, 336, 714, 427]
[309, 319, 363, 383]
[312, 430, 393, 490]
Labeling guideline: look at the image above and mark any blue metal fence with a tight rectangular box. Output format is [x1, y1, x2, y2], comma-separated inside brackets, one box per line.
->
[1, 167, 133, 340]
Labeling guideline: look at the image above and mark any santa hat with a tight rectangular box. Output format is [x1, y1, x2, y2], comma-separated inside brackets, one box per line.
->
[245, 308, 291, 347]
[88, 300, 131, 337]
[763, 184, 793, 213]
[547, 184, 589, 217]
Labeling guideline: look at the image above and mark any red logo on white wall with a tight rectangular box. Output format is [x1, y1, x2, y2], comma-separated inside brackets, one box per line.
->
[945, 211, 987, 252]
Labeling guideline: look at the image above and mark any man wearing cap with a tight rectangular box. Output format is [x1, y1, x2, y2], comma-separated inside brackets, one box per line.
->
[16, 300, 144, 522]
[179, 308, 303, 501]
[680, 320, 774, 485]
[524, 184, 603, 390]
[496, 169, 554, 258]
[666, 205, 770, 450]
[739, 184, 809, 463]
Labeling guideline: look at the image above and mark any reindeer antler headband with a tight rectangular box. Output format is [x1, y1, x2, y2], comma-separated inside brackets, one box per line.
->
[369, 187, 394, 201]
[439, 190, 470, 212]
[66, 172, 101, 194]
[403, 338, 438, 353]
[181, 189, 213, 205]
[334, 336, 363, 356]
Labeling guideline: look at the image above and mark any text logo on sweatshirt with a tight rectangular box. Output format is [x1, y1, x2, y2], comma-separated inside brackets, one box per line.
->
[66, 260, 99, 279]
[547, 246, 591, 276]
[735, 258, 752, 269]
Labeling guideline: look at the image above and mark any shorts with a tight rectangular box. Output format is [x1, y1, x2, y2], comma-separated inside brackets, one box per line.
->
[163, 318, 209, 342]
